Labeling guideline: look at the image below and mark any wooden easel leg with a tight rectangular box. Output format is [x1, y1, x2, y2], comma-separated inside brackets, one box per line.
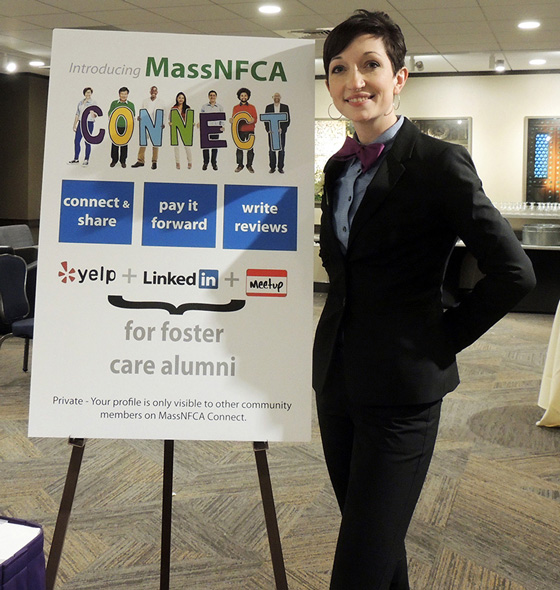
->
[253, 441, 289, 590]
[160, 439, 174, 590]
[46, 438, 86, 590]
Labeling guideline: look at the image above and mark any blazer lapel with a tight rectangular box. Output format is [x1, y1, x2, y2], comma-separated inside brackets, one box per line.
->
[320, 157, 347, 257]
[322, 157, 347, 211]
[347, 118, 419, 251]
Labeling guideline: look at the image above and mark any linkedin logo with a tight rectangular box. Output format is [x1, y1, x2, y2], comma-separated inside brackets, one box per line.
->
[198, 269, 219, 289]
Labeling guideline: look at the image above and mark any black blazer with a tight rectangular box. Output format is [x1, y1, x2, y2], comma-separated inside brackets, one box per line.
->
[313, 118, 536, 405]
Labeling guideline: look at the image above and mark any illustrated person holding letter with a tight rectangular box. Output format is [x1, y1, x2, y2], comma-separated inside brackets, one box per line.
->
[108, 86, 135, 168]
[170, 92, 193, 170]
[231, 87, 257, 173]
[313, 10, 536, 590]
[69, 87, 96, 166]
[131, 85, 166, 170]
[264, 92, 290, 173]
[199, 90, 224, 171]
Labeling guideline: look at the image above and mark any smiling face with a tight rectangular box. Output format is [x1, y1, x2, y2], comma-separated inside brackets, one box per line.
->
[326, 34, 408, 142]
[239, 92, 249, 103]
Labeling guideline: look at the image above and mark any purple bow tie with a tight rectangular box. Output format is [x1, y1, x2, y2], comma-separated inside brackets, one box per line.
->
[332, 136, 385, 172]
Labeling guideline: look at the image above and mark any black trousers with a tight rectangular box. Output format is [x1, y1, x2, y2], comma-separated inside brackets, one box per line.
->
[110, 142, 128, 165]
[203, 148, 218, 166]
[268, 131, 286, 170]
[236, 130, 254, 166]
[317, 359, 442, 590]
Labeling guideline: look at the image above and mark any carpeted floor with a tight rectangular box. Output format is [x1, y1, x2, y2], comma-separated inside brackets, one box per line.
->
[1, 293, 559, 589]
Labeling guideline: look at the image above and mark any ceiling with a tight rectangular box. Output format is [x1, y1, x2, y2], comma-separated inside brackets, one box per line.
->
[1, 0, 560, 76]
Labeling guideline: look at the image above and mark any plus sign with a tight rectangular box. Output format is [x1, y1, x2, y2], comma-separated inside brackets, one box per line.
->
[122, 268, 137, 283]
[224, 271, 239, 287]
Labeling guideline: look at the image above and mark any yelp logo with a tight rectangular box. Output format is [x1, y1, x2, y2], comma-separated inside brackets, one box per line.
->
[57, 261, 117, 284]
[58, 261, 76, 283]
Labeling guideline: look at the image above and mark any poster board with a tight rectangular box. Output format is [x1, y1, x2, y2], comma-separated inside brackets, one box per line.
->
[28, 29, 315, 442]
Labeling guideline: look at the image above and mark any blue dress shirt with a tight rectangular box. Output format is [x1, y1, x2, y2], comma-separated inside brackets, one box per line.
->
[333, 116, 405, 252]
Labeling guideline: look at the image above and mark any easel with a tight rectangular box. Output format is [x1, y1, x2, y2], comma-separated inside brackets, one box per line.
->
[45, 438, 289, 590]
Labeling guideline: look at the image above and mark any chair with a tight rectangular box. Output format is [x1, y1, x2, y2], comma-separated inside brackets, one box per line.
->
[0, 254, 34, 371]
[0, 224, 38, 264]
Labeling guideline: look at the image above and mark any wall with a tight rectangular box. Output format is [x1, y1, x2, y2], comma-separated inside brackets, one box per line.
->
[1, 72, 558, 225]
[315, 72, 560, 204]
[0, 73, 48, 225]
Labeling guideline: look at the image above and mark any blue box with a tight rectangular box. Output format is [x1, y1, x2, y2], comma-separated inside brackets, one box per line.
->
[223, 185, 297, 251]
[142, 182, 217, 248]
[59, 180, 134, 245]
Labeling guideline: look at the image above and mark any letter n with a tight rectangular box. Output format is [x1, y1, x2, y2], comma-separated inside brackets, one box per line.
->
[170, 109, 194, 146]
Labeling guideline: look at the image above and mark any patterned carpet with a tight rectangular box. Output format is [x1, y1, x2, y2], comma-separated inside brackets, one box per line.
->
[1, 294, 559, 589]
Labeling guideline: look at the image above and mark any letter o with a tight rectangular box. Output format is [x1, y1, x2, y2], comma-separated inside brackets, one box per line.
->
[109, 106, 134, 145]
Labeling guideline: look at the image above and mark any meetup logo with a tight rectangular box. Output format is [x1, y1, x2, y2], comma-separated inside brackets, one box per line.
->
[246, 269, 287, 297]
[58, 261, 219, 289]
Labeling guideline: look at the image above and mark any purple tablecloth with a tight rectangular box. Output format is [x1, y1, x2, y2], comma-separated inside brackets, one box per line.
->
[0, 518, 46, 590]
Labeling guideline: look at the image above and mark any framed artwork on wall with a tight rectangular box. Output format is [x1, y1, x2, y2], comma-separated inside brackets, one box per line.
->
[525, 117, 560, 203]
[410, 117, 472, 153]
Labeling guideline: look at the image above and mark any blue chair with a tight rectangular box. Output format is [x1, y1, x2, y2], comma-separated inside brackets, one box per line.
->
[0, 254, 34, 372]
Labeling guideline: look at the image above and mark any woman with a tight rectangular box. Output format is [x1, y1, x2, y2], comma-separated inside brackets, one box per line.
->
[313, 10, 536, 590]
[70, 87, 96, 165]
[170, 92, 193, 169]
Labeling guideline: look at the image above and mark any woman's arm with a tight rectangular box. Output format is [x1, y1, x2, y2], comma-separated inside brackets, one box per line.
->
[439, 145, 536, 352]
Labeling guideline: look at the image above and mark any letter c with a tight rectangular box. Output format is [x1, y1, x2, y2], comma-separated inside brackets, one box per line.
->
[231, 111, 255, 150]
[81, 105, 105, 144]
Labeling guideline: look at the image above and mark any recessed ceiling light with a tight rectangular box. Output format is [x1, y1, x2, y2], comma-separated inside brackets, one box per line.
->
[29, 60, 45, 67]
[518, 21, 540, 30]
[494, 59, 506, 73]
[6, 61, 17, 73]
[529, 59, 546, 66]
[259, 5, 281, 15]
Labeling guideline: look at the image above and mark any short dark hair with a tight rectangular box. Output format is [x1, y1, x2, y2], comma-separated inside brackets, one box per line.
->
[119, 86, 129, 94]
[323, 10, 407, 78]
[83, 87, 93, 95]
[208, 90, 217, 96]
[237, 87, 251, 100]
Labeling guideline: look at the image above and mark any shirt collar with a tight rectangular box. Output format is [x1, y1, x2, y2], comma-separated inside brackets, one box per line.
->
[355, 115, 404, 150]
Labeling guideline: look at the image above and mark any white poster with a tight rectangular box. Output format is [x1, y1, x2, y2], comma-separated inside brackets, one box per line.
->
[28, 29, 315, 442]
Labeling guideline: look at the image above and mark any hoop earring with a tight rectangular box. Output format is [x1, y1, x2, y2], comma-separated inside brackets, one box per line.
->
[383, 94, 401, 117]
[328, 103, 342, 120]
